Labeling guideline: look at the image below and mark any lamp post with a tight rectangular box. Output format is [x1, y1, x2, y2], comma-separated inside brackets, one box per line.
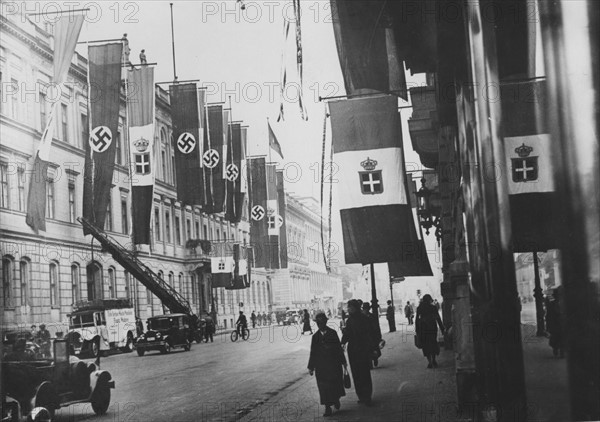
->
[414, 177, 442, 242]
[532, 252, 546, 336]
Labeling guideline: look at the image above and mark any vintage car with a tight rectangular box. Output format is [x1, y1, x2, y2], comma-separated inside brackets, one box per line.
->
[2, 337, 115, 421]
[282, 309, 302, 326]
[136, 314, 193, 356]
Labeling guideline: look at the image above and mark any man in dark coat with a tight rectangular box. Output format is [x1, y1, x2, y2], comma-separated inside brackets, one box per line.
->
[250, 311, 257, 328]
[341, 299, 374, 405]
[415, 294, 445, 368]
[386, 300, 396, 332]
[362, 302, 383, 367]
[308, 313, 347, 417]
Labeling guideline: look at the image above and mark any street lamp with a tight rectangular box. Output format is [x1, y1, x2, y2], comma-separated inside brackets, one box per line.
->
[414, 177, 442, 242]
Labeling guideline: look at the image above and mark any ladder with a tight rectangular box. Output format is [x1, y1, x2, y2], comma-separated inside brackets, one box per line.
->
[78, 217, 196, 318]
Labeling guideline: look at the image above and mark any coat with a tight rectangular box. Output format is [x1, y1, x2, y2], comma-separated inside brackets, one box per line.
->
[341, 312, 374, 402]
[307, 327, 346, 405]
[415, 303, 444, 356]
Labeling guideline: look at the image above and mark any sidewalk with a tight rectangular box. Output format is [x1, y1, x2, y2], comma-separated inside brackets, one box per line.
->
[239, 321, 460, 422]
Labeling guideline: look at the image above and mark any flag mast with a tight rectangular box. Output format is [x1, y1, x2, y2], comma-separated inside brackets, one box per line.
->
[170, 3, 177, 81]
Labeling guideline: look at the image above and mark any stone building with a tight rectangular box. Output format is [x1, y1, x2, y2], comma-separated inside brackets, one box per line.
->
[0, 12, 271, 333]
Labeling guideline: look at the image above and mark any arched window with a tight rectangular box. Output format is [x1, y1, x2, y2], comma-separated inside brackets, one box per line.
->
[107, 267, 116, 298]
[178, 273, 183, 295]
[71, 263, 80, 303]
[2, 255, 14, 308]
[191, 273, 197, 304]
[168, 272, 174, 289]
[160, 128, 168, 183]
[49, 261, 59, 307]
[86, 262, 102, 301]
[20, 258, 30, 306]
[124, 271, 131, 300]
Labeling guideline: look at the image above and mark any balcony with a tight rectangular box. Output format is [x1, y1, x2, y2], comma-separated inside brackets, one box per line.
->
[408, 85, 439, 169]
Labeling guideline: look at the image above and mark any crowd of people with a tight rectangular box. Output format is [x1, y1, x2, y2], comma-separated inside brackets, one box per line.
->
[307, 295, 445, 417]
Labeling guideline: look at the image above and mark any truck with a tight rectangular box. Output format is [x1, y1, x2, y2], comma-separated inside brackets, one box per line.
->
[66, 299, 136, 358]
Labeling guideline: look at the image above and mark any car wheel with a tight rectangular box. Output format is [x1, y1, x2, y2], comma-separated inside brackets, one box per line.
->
[91, 385, 111, 415]
[137, 348, 145, 357]
[90, 338, 100, 358]
[121, 334, 134, 353]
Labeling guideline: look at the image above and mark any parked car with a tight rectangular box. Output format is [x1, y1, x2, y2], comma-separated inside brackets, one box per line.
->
[2, 337, 115, 420]
[282, 309, 302, 326]
[136, 314, 192, 356]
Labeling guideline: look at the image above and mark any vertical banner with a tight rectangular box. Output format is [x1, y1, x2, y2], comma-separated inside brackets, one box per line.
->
[501, 80, 559, 252]
[82, 42, 123, 233]
[265, 164, 281, 269]
[277, 170, 288, 269]
[329, 95, 426, 265]
[171, 83, 205, 205]
[127, 66, 155, 244]
[204, 105, 225, 213]
[248, 157, 268, 268]
[211, 242, 234, 288]
[225, 122, 245, 223]
[26, 14, 84, 233]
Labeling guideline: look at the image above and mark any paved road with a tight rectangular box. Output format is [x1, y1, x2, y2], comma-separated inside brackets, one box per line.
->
[54, 322, 331, 422]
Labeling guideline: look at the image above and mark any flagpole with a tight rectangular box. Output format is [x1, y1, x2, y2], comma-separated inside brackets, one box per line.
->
[370, 263, 379, 319]
[170, 3, 177, 81]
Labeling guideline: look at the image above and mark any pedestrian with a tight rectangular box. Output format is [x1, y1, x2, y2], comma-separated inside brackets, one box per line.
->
[362, 302, 383, 367]
[308, 313, 347, 417]
[415, 294, 445, 368]
[251, 311, 257, 328]
[139, 49, 147, 64]
[30, 324, 37, 340]
[36, 324, 51, 358]
[204, 311, 215, 343]
[405, 301, 414, 325]
[545, 287, 564, 358]
[302, 309, 313, 335]
[386, 300, 396, 332]
[341, 299, 374, 405]
[135, 318, 144, 337]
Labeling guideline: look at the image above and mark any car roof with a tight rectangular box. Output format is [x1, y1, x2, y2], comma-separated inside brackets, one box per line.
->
[149, 314, 188, 319]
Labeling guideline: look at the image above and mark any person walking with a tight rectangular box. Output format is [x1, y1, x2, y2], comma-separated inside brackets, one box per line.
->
[341, 299, 374, 405]
[385, 300, 396, 332]
[546, 287, 564, 358]
[302, 309, 313, 335]
[36, 324, 51, 358]
[308, 313, 347, 417]
[203, 311, 215, 343]
[415, 294, 445, 368]
[251, 311, 257, 328]
[405, 301, 415, 325]
[362, 302, 383, 367]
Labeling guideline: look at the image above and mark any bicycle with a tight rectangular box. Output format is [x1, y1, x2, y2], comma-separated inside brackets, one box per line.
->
[230, 326, 250, 342]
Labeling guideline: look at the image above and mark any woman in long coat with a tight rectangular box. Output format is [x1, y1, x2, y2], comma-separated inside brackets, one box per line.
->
[415, 294, 445, 368]
[308, 313, 347, 416]
[302, 309, 313, 335]
[341, 299, 374, 405]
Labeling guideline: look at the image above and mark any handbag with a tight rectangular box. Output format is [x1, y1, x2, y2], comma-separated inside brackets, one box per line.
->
[414, 334, 422, 349]
[343, 367, 351, 389]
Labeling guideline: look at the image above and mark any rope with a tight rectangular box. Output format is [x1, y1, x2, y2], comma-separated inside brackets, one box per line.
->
[293, 0, 308, 121]
[277, 18, 291, 122]
[320, 104, 330, 272]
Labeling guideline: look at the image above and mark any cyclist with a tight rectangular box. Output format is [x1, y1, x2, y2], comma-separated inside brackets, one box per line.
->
[236, 311, 248, 336]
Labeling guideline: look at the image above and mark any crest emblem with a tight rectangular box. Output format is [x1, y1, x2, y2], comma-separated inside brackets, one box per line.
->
[251, 205, 265, 221]
[218, 260, 226, 271]
[90, 126, 112, 153]
[359, 157, 383, 195]
[177, 132, 196, 154]
[203, 149, 220, 168]
[511, 143, 538, 183]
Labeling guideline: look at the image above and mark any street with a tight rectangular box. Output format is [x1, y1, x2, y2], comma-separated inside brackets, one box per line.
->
[54, 322, 328, 422]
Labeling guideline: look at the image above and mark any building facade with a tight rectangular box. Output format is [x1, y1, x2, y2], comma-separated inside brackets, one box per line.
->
[0, 13, 271, 334]
[270, 194, 343, 315]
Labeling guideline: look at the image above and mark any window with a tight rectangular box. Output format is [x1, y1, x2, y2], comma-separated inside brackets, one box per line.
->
[46, 179, 55, 219]
[81, 113, 88, 148]
[40, 92, 47, 129]
[71, 264, 80, 303]
[195, 220, 200, 238]
[115, 131, 122, 165]
[171, 154, 176, 185]
[86, 262, 101, 301]
[49, 262, 59, 307]
[0, 163, 9, 209]
[68, 182, 76, 223]
[105, 194, 113, 231]
[19, 259, 29, 306]
[121, 199, 128, 234]
[203, 224, 208, 240]
[186, 219, 192, 242]
[161, 150, 167, 182]
[168, 272, 174, 288]
[11, 79, 19, 119]
[154, 208, 161, 241]
[61, 103, 69, 143]
[175, 215, 181, 245]
[108, 267, 116, 298]
[165, 211, 171, 243]
[2, 256, 14, 308]
[178, 273, 183, 295]
[17, 168, 25, 211]
[191, 273, 198, 303]
[124, 272, 131, 300]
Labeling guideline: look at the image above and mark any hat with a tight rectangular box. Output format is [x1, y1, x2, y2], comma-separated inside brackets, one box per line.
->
[39, 324, 46, 329]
